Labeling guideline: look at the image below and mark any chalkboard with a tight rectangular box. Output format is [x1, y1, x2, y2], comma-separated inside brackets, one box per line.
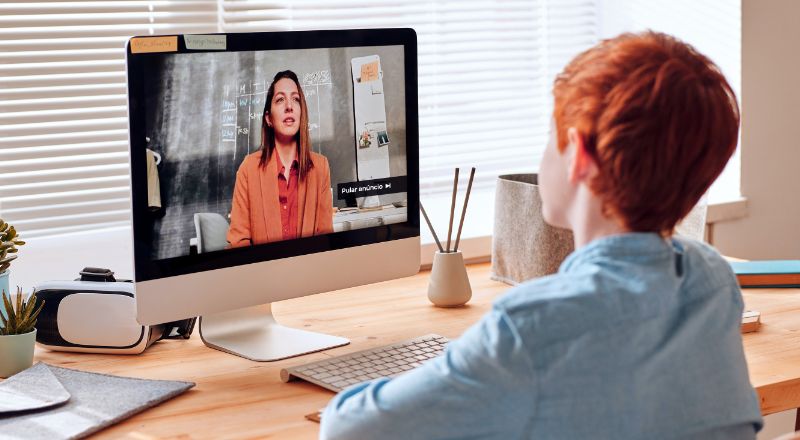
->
[143, 46, 407, 260]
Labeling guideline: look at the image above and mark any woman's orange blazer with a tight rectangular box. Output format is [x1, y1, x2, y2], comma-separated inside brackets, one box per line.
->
[227, 149, 334, 247]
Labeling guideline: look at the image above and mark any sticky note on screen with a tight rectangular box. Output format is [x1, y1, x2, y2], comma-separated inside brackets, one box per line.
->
[185, 35, 226, 50]
[130, 36, 178, 54]
[360, 61, 379, 82]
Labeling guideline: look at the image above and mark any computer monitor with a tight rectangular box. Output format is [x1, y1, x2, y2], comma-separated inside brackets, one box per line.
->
[126, 29, 419, 361]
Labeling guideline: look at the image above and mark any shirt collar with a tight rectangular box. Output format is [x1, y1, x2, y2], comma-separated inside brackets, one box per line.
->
[559, 232, 673, 273]
[274, 149, 299, 174]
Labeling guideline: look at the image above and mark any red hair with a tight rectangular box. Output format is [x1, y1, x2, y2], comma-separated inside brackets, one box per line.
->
[553, 31, 739, 235]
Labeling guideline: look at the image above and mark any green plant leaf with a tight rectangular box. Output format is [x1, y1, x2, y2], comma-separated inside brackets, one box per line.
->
[0, 289, 42, 335]
[20, 291, 37, 320]
[19, 296, 33, 324]
[26, 298, 43, 328]
[0, 310, 8, 336]
[4, 291, 17, 333]
[15, 289, 23, 333]
[0, 219, 24, 274]
[17, 293, 40, 334]
[2, 290, 12, 314]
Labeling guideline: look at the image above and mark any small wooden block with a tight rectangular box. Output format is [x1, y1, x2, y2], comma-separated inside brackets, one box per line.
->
[305, 409, 323, 423]
[741, 310, 761, 333]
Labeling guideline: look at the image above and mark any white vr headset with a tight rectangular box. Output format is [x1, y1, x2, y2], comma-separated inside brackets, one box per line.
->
[34, 268, 195, 354]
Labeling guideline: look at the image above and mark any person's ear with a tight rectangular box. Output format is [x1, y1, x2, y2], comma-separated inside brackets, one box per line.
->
[567, 127, 598, 184]
[264, 112, 272, 127]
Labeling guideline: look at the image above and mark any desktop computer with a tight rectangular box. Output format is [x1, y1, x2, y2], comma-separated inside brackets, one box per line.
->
[126, 29, 420, 362]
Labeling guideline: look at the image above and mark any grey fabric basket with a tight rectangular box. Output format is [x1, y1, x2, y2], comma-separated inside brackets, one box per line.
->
[491, 174, 574, 285]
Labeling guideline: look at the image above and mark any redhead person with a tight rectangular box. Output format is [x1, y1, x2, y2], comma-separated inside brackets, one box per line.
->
[320, 32, 762, 439]
[227, 70, 333, 247]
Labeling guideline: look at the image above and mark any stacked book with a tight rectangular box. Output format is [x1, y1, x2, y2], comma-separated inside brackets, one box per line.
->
[729, 260, 800, 288]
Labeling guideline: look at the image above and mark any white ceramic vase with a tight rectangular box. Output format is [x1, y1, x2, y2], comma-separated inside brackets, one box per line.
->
[0, 328, 36, 378]
[427, 251, 472, 307]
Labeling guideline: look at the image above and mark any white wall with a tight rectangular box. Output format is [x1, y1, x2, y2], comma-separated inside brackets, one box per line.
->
[714, 0, 800, 259]
[9, 227, 133, 293]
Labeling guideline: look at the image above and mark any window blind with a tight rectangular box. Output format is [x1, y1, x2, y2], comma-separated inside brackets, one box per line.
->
[220, 0, 598, 242]
[223, 0, 596, 196]
[0, 1, 219, 238]
[2, 0, 599, 239]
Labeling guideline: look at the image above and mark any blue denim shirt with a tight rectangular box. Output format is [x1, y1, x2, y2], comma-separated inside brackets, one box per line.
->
[321, 233, 763, 439]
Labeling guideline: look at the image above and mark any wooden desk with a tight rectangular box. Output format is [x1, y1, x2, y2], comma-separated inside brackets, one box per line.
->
[740, 288, 800, 417]
[32, 263, 800, 438]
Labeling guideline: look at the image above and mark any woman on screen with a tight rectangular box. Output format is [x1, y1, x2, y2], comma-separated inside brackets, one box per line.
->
[227, 70, 334, 247]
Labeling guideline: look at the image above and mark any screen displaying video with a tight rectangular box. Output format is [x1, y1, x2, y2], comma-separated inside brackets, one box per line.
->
[140, 45, 408, 260]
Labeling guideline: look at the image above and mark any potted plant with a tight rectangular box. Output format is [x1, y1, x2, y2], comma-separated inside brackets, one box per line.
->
[0, 219, 25, 300]
[0, 288, 43, 378]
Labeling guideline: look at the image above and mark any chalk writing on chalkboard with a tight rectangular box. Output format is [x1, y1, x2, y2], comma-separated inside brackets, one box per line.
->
[220, 80, 266, 162]
[302, 69, 332, 153]
[303, 70, 332, 87]
[220, 70, 333, 161]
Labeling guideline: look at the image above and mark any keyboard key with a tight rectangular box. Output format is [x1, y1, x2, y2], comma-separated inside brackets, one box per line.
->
[284, 334, 449, 392]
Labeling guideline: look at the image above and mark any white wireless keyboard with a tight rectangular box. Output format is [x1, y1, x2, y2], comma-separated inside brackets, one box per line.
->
[280, 334, 449, 392]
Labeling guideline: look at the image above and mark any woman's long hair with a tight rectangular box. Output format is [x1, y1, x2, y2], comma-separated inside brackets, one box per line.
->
[259, 70, 312, 179]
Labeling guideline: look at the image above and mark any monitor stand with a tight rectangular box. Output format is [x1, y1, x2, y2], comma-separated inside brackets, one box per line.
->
[198, 303, 349, 362]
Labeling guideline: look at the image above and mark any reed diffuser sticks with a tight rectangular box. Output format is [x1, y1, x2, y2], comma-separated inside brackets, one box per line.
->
[420, 167, 476, 253]
[419, 202, 444, 253]
[454, 167, 475, 252]
[446, 168, 460, 253]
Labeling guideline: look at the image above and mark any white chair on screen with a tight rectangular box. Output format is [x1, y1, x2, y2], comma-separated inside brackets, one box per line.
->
[193, 213, 229, 254]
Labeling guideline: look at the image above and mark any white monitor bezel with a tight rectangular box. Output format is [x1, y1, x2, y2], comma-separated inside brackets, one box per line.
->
[126, 29, 420, 324]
